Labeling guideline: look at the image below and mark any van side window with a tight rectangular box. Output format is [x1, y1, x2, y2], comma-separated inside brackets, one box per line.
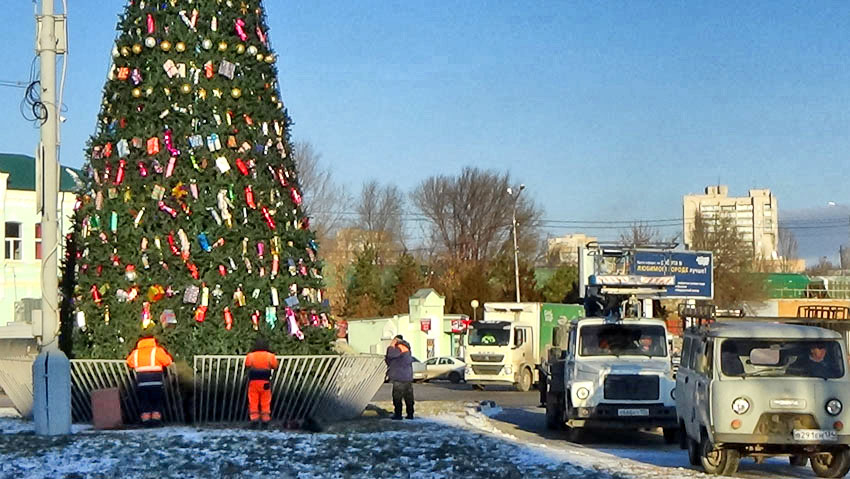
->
[568, 328, 577, 355]
[684, 336, 696, 370]
[696, 338, 714, 375]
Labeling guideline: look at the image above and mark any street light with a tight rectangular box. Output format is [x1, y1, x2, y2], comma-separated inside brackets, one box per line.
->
[470, 299, 479, 322]
[507, 184, 525, 303]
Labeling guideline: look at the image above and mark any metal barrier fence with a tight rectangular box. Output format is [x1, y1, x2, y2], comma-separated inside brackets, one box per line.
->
[193, 355, 387, 425]
[68, 360, 185, 424]
[0, 357, 34, 418]
[0, 354, 385, 425]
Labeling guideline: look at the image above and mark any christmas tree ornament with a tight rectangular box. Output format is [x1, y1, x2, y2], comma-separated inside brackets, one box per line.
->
[120, 46, 131, 57]
[251, 310, 260, 330]
[158, 200, 178, 218]
[177, 229, 191, 260]
[202, 38, 213, 50]
[261, 206, 275, 230]
[207, 207, 222, 225]
[244, 185, 256, 209]
[90, 284, 103, 305]
[265, 307, 277, 329]
[175, 41, 186, 53]
[247, 45, 258, 56]
[146, 137, 160, 155]
[146, 13, 155, 34]
[183, 285, 200, 304]
[141, 301, 153, 328]
[180, 83, 192, 94]
[235, 158, 249, 175]
[109, 211, 118, 232]
[137, 160, 149, 177]
[236, 44, 246, 55]
[231, 87, 242, 99]
[270, 287, 279, 306]
[186, 261, 199, 279]
[145, 36, 157, 48]
[218, 264, 227, 276]
[271, 254, 279, 278]
[265, 54, 276, 64]
[285, 307, 305, 340]
[202, 284, 211, 307]
[161, 309, 177, 328]
[151, 159, 164, 174]
[117, 67, 130, 80]
[166, 232, 180, 257]
[211, 16, 218, 32]
[125, 264, 137, 282]
[218, 41, 228, 52]
[219, 60, 236, 79]
[197, 232, 211, 252]
[257, 241, 265, 258]
[206, 133, 221, 151]
[290, 187, 302, 206]
[223, 307, 234, 330]
[165, 156, 177, 177]
[132, 43, 143, 55]
[161, 40, 172, 52]
[147, 285, 165, 302]
[234, 284, 246, 307]
[256, 53, 265, 62]
[194, 305, 207, 322]
[243, 257, 253, 274]
[76, 311, 86, 330]
[235, 18, 248, 41]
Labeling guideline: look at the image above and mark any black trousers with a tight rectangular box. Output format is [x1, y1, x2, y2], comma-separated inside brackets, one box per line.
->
[136, 372, 165, 416]
[391, 381, 414, 418]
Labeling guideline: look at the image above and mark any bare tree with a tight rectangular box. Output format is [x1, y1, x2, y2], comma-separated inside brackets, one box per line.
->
[352, 180, 405, 259]
[689, 212, 764, 307]
[619, 222, 659, 248]
[776, 227, 800, 272]
[410, 166, 542, 262]
[291, 141, 351, 242]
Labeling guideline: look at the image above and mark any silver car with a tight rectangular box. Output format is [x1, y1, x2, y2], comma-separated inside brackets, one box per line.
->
[422, 357, 465, 383]
[677, 321, 850, 477]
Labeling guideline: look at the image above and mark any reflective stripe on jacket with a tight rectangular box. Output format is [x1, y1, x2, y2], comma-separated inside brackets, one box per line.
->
[126, 338, 173, 373]
[245, 350, 279, 381]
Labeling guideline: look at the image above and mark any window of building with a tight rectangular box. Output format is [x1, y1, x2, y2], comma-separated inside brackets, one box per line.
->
[35, 224, 42, 260]
[5, 222, 22, 260]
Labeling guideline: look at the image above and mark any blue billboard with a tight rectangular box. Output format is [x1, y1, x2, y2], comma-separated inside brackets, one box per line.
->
[630, 251, 713, 299]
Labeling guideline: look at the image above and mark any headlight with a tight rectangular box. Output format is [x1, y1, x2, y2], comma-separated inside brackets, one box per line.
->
[576, 387, 590, 400]
[504, 366, 512, 375]
[827, 399, 843, 416]
[671, 388, 676, 400]
[731, 397, 750, 415]
[465, 366, 472, 375]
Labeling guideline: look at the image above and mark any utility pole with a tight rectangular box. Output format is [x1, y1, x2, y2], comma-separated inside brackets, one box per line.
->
[507, 185, 525, 303]
[33, 0, 71, 436]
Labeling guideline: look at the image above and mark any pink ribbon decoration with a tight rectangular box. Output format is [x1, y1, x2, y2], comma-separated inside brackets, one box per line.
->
[146, 14, 155, 34]
[286, 307, 305, 340]
[235, 19, 248, 41]
[256, 26, 267, 45]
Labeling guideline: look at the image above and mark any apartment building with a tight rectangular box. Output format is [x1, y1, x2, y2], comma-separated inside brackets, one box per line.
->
[683, 185, 778, 259]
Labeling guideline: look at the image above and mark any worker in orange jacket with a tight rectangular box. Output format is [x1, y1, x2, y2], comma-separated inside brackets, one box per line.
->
[245, 337, 279, 429]
[126, 335, 173, 427]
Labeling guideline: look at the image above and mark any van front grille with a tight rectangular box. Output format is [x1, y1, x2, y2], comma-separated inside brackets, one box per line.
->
[469, 354, 504, 363]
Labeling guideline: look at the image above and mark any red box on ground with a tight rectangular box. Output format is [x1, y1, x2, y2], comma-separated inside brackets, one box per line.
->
[91, 388, 123, 430]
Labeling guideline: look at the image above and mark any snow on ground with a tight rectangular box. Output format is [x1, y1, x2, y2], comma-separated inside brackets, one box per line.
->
[0, 415, 605, 479]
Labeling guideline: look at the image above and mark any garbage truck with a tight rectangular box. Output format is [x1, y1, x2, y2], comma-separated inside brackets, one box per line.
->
[463, 302, 584, 391]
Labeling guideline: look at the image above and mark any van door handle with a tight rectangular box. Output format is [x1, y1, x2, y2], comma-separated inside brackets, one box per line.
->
[684, 376, 689, 384]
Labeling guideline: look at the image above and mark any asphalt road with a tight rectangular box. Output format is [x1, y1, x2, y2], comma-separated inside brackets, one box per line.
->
[491, 406, 824, 479]
[371, 381, 540, 407]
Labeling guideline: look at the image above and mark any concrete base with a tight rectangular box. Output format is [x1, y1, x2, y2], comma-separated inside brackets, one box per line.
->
[32, 350, 71, 436]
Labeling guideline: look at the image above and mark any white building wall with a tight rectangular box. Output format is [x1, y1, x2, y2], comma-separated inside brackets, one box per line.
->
[0, 174, 77, 327]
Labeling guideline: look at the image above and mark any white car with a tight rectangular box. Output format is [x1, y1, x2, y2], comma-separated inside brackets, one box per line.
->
[422, 357, 466, 383]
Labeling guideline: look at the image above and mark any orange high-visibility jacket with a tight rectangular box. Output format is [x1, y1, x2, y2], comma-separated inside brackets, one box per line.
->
[126, 338, 173, 372]
[245, 350, 279, 381]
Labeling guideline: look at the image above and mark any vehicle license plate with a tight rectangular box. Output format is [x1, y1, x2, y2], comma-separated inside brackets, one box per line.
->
[618, 408, 649, 417]
[793, 429, 838, 442]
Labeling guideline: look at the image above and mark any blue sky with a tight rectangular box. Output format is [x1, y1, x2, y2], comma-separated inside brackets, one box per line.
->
[1, 1, 848, 261]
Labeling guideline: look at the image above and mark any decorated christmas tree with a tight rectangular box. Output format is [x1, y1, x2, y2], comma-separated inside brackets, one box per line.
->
[67, 0, 334, 361]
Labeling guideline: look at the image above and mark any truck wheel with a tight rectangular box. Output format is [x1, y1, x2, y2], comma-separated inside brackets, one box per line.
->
[662, 428, 679, 445]
[564, 425, 584, 443]
[545, 392, 564, 430]
[516, 368, 532, 392]
[790, 455, 808, 467]
[811, 450, 850, 478]
[687, 437, 700, 466]
[699, 436, 739, 476]
[448, 372, 461, 384]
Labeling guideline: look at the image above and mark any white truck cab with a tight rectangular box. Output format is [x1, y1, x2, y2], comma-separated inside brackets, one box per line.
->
[546, 315, 678, 442]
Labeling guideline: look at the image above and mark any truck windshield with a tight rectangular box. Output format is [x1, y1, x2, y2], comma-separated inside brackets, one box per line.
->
[720, 339, 844, 379]
[579, 324, 667, 357]
[468, 327, 510, 346]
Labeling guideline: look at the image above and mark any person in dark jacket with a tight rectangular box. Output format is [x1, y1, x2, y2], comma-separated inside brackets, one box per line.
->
[386, 334, 414, 420]
[245, 337, 279, 429]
